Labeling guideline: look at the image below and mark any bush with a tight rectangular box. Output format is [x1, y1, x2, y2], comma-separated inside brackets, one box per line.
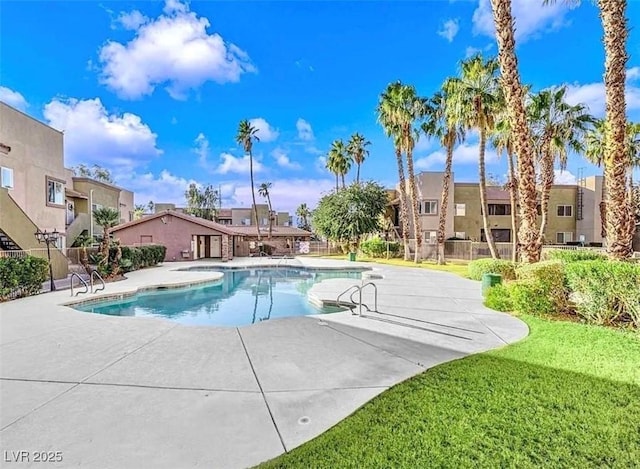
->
[483, 284, 513, 312]
[360, 237, 400, 258]
[468, 259, 517, 281]
[515, 260, 568, 315]
[544, 249, 606, 263]
[0, 256, 49, 301]
[508, 281, 558, 316]
[565, 260, 640, 327]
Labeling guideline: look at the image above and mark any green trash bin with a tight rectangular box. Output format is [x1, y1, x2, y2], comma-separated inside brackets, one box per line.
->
[348, 252, 356, 262]
[481, 273, 502, 296]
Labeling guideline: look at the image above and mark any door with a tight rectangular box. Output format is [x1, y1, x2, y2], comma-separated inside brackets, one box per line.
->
[198, 236, 206, 258]
[66, 201, 75, 225]
[210, 236, 222, 258]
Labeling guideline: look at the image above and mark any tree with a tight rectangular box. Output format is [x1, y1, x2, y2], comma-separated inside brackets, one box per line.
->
[491, 0, 541, 263]
[184, 183, 218, 221]
[446, 54, 502, 258]
[422, 89, 465, 265]
[92, 207, 120, 275]
[326, 140, 351, 189]
[258, 182, 274, 239]
[133, 204, 146, 220]
[346, 133, 371, 184]
[147, 201, 155, 214]
[528, 87, 592, 245]
[377, 81, 427, 263]
[73, 164, 114, 184]
[236, 120, 261, 240]
[312, 181, 387, 252]
[296, 203, 311, 231]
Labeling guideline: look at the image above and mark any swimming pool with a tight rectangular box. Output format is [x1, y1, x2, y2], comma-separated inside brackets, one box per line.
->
[73, 267, 366, 327]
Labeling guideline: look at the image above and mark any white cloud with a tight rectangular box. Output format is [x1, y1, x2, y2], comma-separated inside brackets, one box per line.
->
[415, 142, 499, 170]
[217, 152, 264, 175]
[296, 118, 314, 141]
[271, 148, 301, 170]
[43, 97, 161, 168]
[554, 169, 577, 185]
[230, 178, 334, 213]
[249, 117, 279, 142]
[315, 155, 327, 172]
[438, 19, 460, 42]
[0, 86, 28, 111]
[98, 0, 256, 100]
[564, 68, 640, 117]
[472, 0, 576, 43]
[116, 10, 148, 30]
[116, 170, 198, 205]
[465, 43, 493, 58]
[194, 132, 211, 168]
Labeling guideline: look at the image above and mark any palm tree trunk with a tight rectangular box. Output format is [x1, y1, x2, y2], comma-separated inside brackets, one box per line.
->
[600, 173, 607, 239]
[249, 151, 261, 241]
[436, 138, 454, 265]
[478, 126, 499, 259]
[406, 144, 422, 264]
[600, 0, 632, 259]
[341, 174, 346, 189]
[491, 0, 540, 263]
[335, 174, 339, 192]
[395, 147, 411, 261]
[266, 195, 273, 240]
[537, 145, 554, 245]
[356, 164, 361, 185]
[507, 148, 519, 262]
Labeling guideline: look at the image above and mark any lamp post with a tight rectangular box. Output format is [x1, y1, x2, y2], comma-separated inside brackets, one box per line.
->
[35, 228, 60, 292]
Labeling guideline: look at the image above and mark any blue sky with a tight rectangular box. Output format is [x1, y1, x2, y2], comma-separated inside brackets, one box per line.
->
[2, 0, 640, 212]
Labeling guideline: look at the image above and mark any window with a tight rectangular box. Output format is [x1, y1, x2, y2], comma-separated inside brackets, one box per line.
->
[424, 231, 437, 243]
[481, 229, 511, 243]
[1, 167, 13, 189]
[47, 178, 64, 205]
[242, 218, 251, 226]
[91, 203, 103, 212]
[420, 200, 438, 215]
[261, 218, 268, 226]
[455, 231, 466, 239]
[557, 205, 573, 217]
[140, 235, 153, 244]
[488, 204, 511, 216]
[455, 203, 466, 216]
[556, 232, 573, 244]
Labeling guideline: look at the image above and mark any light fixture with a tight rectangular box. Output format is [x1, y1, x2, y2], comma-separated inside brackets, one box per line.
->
[34, 228, 61, 292]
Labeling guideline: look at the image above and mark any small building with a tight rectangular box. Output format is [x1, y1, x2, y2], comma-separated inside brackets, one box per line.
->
[110, 210, 238, 262]
[231, 225, 313, 256]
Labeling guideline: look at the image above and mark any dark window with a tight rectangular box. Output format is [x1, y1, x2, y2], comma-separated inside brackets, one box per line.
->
[140, 235, 153, 244]
[488, 204, 511, 215]
[481, 228, 511, 243]
[557, 205, 573, 217]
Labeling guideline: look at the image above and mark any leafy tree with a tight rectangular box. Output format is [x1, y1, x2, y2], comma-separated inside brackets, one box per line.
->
[236, 120, 261, 240]
[147, 200, 155, 214]
[73, 164, 114, 183]
[133, 204, 146, 220]
[296, 203, 312, 231]
[184, 183, 218, 221]
[258, 182, 274, 239]
[346, 133, 371, 184]
[312, 181, 387, 251]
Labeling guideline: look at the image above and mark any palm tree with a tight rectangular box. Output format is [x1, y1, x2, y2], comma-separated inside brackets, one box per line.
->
[327, 139, 350, 189]
[93, 207, 120, 274]
[236, 120, 261, 241]
[490, 0, 541, 263]
[258, 182, 274, 239]
[347, 133, 371, 184]
[528, 87, 592, 245]
[296, 203, 311, 231]
[422, 89, 465, 265]
[446, 54, 502, 259]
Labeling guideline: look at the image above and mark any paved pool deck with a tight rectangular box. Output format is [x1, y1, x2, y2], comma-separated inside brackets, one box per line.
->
[0, 257, 528, 469]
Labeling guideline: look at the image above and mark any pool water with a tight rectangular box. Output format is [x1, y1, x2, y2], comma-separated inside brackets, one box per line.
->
[73, 267, 365, 327]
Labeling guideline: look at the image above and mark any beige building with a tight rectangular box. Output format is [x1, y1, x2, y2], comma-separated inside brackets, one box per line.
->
[154, 202, 294, 227]
[576, 175, 605, 245]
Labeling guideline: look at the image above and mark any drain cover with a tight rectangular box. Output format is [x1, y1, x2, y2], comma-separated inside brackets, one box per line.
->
[298, 416, 311, 425]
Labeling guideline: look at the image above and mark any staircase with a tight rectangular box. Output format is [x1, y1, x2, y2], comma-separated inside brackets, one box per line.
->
[65, 213, 90, 247]
[0, 229, 21, 250]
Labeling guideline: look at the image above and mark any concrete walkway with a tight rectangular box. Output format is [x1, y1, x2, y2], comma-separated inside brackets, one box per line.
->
[0, 258, 528, 469]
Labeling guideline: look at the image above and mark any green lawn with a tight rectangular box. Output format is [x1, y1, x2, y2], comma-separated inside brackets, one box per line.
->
[260, 316, 640, 468]
[317, 254, 470, 277]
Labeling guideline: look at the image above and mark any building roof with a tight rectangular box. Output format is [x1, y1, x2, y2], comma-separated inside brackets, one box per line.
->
[230, 225, 312, 237]
[110, 209, 239, 235]
[65, 188, 88, 199]
[217, 209, 232, 218]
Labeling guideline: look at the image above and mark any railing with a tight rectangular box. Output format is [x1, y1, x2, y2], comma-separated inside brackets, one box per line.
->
[70, 273, 89, 297]
[335, 282, 379, 316]
[336, 285, 360, 315]
[91, 271, 105, 294]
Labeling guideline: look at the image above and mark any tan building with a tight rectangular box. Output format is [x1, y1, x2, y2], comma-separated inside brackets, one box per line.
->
[576, 175, 605, 245]
[154, 202, 294, 227]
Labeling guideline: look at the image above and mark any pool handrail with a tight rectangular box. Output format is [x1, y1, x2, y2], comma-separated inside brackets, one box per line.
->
[70, 273, 89, 297]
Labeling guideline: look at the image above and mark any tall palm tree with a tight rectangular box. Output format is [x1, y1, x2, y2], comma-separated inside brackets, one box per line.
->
[296, 203, 311, 231]
[422, 89, 465, 265]
[346, 133, 371, 184]
[446, 54, 502, 259]
[528, 87, 592, 245]
[327, 139, 350, 189]
[236, 120, 261, 241]
[93, 207, 120, 273]
[490, 0, 541, 263]
[258, 182, 274, 239]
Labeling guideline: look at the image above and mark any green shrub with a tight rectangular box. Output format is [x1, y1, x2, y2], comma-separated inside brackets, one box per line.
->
[508, 280, 558, 316]
[0, 256, 49, 301]
[515, 260, 568, 314]
[565, 260, 640, 327]
[483, 284, 513, 312]
[468, 259, 517, 281]
[360, 237, 400, 258]
[544, 249, 606, 263]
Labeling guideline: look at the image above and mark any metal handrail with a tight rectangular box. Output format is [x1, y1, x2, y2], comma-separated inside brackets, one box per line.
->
[91, 271, 106, 294]
[357, 282, 378, 315]
[70, 273, 89, 297]
[336, 285, 361, 315]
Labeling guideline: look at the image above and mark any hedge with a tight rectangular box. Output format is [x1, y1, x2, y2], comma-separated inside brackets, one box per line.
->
[360, 237, 400, 258]
[468, 259, 517, 281]
[91, 244, 167, 275]
[0, 256, 49, 301]
[543, 249, 606, 263]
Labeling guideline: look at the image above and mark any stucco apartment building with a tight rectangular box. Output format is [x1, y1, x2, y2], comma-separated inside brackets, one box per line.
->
[389, 171, 606, 246]
[154, 202, 293, 227]
[0, 102, 134, 276]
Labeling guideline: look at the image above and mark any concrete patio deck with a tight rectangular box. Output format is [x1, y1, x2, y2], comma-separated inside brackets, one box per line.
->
[0, 257, 528, 469]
